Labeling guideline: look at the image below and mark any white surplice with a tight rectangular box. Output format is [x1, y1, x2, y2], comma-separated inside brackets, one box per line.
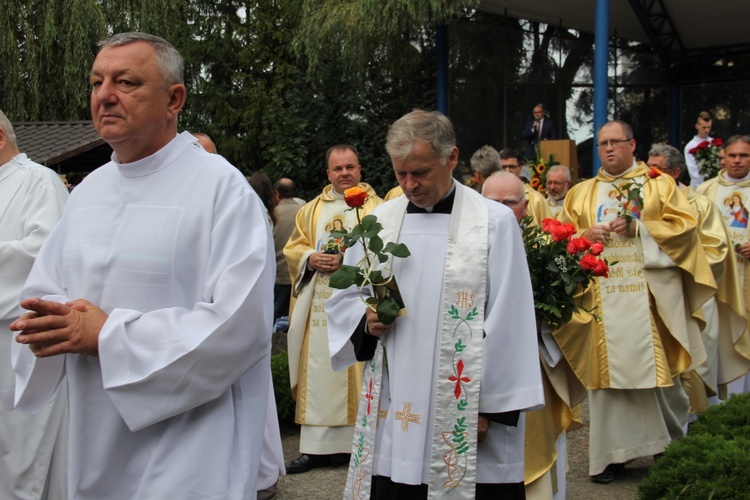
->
[1, 153, 69, 500]
[12, 132, 275, 500]
[327, 187, 544, 486]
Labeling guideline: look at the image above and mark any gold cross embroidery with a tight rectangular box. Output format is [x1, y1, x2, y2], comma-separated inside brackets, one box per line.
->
[377, 409, 388, 428]
[395, 402, 420, 432]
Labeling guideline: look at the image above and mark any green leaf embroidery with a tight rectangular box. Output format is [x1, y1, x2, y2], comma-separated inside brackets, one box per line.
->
[449, 305, 460, 319]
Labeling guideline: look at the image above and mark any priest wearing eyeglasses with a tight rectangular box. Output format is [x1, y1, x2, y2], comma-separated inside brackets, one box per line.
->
[555, 119, 715, 484]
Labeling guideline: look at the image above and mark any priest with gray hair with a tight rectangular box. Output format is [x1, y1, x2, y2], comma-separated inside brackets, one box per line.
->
[10, 33, 274, 498]
[0, 109, 69, 499]
[327, 109, 543, 499]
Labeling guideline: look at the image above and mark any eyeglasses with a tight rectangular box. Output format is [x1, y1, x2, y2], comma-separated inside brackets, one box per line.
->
[328, 164, 359, 174]
[501, 199, 521, 207]
[546, 181, 568, 186]
[596, 139, 632, 149]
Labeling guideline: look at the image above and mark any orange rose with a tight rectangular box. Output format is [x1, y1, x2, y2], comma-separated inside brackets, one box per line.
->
[648, 167, 661, 179]
[344, 186, 368, 208]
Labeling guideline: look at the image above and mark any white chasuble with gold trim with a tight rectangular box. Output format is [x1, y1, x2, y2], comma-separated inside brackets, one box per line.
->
[295, 197, 361, 425]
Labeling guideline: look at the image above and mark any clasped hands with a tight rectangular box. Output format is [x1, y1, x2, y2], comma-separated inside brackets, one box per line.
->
[736, 242, 750, 260]
[10, 298, 107, 358]
[308, 251, 341, 274]
[583, 216, 636, 243]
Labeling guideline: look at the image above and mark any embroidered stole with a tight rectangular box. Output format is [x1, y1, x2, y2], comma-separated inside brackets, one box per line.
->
[291, 197, 361, 423]
[344, 184, 488, 499]
[595, 176, 657, 387]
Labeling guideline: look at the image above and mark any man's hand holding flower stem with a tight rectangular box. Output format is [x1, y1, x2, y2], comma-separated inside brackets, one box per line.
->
[609, 216, 637, 238]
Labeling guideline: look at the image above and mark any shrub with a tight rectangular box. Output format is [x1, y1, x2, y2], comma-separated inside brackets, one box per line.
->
[271, 351, 297, 429]
[638, 393, 750, 499]
[688, 393, 750, 441]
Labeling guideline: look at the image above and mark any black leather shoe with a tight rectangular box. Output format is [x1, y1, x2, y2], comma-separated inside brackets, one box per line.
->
[590, 463, 625, 484]
[329, 453, 351, 466]
[285, 454, 330, 474]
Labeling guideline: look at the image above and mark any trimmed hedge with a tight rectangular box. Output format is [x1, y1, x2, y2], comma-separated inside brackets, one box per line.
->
[271, 351, 297, 428]
[638, 393, 750, 499]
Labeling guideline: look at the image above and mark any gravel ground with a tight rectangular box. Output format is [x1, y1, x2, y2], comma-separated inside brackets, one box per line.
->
[275, 399, 649, 499]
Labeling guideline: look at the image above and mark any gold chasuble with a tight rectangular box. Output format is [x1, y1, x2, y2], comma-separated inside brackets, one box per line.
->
[556, 163, 715, 390]
[697, 174, 750, 381]
[523, 343, 585, 487]
[525, 184, 553, 224]
[284, 183, 382, 425]
[384, 185, 404, 201]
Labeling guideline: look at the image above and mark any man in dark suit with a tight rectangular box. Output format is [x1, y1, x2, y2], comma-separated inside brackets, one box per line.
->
[522, 104, 557, 162]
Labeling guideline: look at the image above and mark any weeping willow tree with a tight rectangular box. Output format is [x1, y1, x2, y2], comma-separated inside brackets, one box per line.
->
[294, 0, 479, 78]
[1, 0, 483, 196]
[0, 0, 185, 121]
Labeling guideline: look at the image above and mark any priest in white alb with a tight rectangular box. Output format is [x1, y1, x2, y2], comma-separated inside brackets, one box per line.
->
[0, 110, 69, 499]
[10, 33, 274, 499]
[327, 110, 543, 499]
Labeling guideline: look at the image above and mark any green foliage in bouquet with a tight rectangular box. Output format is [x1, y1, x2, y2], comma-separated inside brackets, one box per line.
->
[521, 216, 610, 328]
[328, 187, 410, 325]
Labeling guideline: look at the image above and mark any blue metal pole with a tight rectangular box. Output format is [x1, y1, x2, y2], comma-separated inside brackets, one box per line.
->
[436, 24, 448, 116]
[592, 0, 610, 175]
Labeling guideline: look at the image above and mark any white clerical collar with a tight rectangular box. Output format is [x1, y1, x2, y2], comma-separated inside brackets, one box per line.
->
[725, 171, 750, 183]
[0, 153, 28, 182]
[113, 132, 188, 178]
[606, 160, 638, 179]
[10, 153, 29, 166]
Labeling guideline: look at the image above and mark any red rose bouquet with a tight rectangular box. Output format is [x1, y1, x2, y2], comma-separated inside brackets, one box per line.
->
[522, 217, 612, 327]
[689, 138, 723, 180]
[329, 187, 409, 325]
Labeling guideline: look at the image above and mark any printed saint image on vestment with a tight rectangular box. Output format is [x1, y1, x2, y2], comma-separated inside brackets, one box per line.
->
[317, 214, 350, 253]
[721, 191, 749, 229]
[596, 183, 641, 224]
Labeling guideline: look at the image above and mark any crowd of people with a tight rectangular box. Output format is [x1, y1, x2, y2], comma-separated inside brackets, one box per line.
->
[2, 30, 749, 500]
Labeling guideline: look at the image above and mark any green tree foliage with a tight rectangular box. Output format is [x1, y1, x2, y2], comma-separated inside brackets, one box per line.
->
[294, 0, 479, 78]
[177, 0, 442, 198]
[1, 0, 106, 120]
[1, 0, 186, 121]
